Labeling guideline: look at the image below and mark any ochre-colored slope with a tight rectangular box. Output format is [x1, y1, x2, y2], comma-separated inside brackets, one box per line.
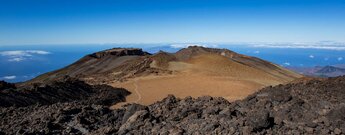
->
[112, 53, 302, 108]
[111, 74, 263, 108]
[185, 54, 288, 85]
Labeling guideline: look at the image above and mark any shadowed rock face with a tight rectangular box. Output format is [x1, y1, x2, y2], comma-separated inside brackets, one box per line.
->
[1, 76, 345, 134]
[89, 48, 150, 59]
[0, 81, 15, 91]
[0, 77, 130, 107]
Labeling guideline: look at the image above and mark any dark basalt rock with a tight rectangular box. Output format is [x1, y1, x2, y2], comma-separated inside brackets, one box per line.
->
[0, 81, 16, 91]
[89, 48, 150, 58]
[246, 110, 275, 132]
[1, 76, 345, 134]
[0, 77, 130, 107]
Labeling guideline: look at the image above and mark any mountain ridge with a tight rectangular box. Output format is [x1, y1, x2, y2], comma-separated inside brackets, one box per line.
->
[23, 46, 302, 105]
[288, 65, 345, 77]
[26, 46, 301, 84]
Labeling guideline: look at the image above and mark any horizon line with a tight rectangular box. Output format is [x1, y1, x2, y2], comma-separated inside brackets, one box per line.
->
[1, 41, 345, 46]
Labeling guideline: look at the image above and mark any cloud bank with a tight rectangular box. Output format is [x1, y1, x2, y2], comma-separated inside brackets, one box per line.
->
[250, 41, 345, 50]
[254, 51, 260, 54]
[1, 76, 16, 80]
[0, 50, 51, 62]
[170, 43, 218, 49]
[283, 62, 291, 66]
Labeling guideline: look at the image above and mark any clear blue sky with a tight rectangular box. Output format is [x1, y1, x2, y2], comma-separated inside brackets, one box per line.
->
[0, 0, 344, 45]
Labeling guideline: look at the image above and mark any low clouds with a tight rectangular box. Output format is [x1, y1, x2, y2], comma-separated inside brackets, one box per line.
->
[251, 41, 345, 51]
[0, 50, 50, 56]
[170, 44, 218, 49]
[8, 57, 26, 62]
[254, 51, 260, 54]
[309, 55, 315, 58]
[0, 50, 51, 62]
[1, 76, 16, 80]
[283, 62, 291, 66]
[320, 57, 343, 61]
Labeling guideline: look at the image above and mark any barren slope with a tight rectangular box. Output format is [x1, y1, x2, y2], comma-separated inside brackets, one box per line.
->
[24, 46, 302, 106]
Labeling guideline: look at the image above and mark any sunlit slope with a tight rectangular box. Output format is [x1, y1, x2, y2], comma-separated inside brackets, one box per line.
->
[23, 46, 302, 106]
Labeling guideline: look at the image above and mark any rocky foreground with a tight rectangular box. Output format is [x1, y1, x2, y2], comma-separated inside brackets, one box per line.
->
[1, 76, 345, 134]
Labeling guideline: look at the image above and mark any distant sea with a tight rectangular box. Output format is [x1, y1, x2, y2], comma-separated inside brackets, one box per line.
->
[1, 44, 345, 82]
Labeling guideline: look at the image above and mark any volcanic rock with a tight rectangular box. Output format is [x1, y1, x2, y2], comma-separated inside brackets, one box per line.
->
[0, 77, 130, 107]
[2, 76, 345, 134]
[0, 81, 16, 91]
[90, 48, 149, 59]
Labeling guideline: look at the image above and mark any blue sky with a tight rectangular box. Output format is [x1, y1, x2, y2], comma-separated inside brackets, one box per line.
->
[0, 0, 345, 45]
